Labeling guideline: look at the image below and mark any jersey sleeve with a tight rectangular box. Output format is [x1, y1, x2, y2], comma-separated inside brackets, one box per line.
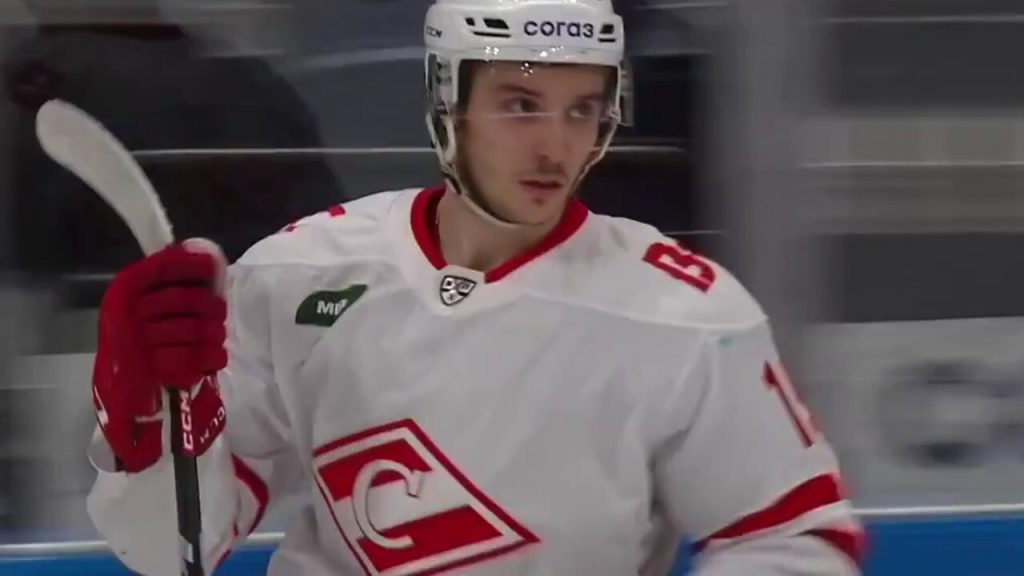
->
[86, 263, 304, 574]
[651, 318, 865, 575]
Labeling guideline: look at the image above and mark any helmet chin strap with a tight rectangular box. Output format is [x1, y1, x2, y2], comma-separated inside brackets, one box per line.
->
[442, 146, 607, 232]
[443, 169, 527, 230]
[430, 113, 525, 230]
[431, 108, 618, 232]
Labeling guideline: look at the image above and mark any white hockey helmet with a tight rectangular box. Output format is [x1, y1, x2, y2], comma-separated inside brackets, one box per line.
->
[423, 0, 632, 226]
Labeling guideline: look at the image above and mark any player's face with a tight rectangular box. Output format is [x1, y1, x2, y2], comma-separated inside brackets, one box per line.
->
[457, 61, 613, 226]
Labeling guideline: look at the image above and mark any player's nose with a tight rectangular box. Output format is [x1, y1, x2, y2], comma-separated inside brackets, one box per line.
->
[532, 114, 571, 164]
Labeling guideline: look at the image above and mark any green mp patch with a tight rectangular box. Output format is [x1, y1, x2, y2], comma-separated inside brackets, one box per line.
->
[295, 284, 368, 327]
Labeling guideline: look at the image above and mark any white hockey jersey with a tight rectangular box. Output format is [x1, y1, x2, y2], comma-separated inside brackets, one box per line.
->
[87, 186, 864, 576]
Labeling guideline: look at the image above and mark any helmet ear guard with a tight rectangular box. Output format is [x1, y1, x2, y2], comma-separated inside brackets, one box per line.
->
[424, 52, 467, 207]
[617, 61, 635, 129]
[424, 53, 455, 166]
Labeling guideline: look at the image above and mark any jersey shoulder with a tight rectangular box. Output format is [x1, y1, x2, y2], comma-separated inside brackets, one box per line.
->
[232, 188, 415, 269]
[543, 213, 766, 330]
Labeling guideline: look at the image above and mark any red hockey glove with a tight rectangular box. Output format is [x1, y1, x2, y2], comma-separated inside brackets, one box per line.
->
[92, 238, 229, 472]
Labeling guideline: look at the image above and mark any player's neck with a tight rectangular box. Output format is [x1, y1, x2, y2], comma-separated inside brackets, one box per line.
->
[435, 189, 558, 275]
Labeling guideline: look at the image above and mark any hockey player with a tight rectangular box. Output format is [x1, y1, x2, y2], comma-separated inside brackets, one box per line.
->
[86, 0, 865, 574]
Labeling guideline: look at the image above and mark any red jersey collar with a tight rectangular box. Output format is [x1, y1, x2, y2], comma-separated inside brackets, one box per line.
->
[410, 186, 589, 283]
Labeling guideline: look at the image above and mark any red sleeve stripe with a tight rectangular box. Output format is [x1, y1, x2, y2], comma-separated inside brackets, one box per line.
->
[231, 454, 270, 536]
[693, 474, 846, 553]
[804, 527, 867, 567]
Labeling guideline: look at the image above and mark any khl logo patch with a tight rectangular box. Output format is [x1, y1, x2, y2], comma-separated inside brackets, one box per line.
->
[438, 275, 476, 307]
[312, 420, 539, 575]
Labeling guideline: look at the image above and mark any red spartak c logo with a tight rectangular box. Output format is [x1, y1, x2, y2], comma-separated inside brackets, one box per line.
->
[313, 419, 539, 575]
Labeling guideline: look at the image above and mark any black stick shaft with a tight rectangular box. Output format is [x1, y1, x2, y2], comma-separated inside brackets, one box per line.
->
[168, 389, 205, 576]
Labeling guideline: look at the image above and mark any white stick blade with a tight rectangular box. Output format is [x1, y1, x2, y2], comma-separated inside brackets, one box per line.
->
[35, 99, 174, 255]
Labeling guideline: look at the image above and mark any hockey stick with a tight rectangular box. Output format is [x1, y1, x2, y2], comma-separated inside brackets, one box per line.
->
[36, 99, 205, 576]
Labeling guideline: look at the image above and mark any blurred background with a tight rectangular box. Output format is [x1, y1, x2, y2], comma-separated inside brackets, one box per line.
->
[0, 0, 1022, 574]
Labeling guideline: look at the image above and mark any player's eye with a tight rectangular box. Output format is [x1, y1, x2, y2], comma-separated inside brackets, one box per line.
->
[502, 97, 541, 116]
[568, 101, 604, 121]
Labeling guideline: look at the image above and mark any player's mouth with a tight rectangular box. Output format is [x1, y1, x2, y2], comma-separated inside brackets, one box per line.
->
[519, 179, 564, 196]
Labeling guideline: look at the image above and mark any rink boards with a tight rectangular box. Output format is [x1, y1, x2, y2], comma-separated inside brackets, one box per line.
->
[2, 513, 1023, 575]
